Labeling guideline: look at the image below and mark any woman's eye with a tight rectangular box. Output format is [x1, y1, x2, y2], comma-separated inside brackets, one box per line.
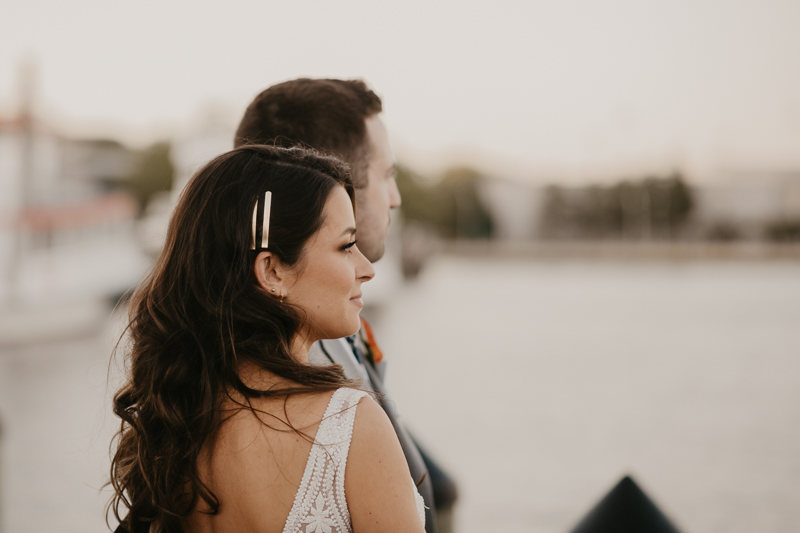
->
[342, 240, 358, 252]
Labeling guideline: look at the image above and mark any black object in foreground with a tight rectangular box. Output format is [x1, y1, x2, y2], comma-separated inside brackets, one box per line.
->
[569, 475, 682, 533]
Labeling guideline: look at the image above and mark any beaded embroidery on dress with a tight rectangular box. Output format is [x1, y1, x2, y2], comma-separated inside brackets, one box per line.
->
[281, 388, 425, 533]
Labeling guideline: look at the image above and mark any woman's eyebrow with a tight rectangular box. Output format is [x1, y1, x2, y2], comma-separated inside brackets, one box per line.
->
[339, 227, 357, 237]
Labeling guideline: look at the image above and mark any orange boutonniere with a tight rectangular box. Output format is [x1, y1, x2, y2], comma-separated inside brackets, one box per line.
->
[359, 317, 384, 365]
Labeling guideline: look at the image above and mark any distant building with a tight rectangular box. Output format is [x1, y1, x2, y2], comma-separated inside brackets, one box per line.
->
[60, 138, 136, 191]
[170, 125, 234, 201]
[478, 178, 544, 241]
[0, 116, 147, 309]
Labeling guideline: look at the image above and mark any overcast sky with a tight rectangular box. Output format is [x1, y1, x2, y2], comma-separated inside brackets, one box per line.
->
[2, 0, 799, 182]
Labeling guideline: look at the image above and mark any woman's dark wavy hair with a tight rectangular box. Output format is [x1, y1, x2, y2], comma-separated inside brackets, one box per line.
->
[109, 145, 357, 533]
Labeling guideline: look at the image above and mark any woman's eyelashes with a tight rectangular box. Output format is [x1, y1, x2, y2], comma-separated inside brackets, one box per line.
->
[341, 240, 358, 252]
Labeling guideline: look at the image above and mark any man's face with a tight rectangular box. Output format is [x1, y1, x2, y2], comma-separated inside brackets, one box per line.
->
[355, 115, 401, 262]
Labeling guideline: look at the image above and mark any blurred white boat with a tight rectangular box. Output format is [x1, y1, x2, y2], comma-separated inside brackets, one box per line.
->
[0, 109, 151, 345]
[0, 194, 151, 346]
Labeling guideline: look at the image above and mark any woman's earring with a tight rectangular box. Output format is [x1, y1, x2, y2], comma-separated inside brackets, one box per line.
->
[271, 288, 276, 293]
[279, 293, 285, 304]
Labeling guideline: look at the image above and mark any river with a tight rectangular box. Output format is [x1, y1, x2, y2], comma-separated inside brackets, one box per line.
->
[1, 255, 799, 533]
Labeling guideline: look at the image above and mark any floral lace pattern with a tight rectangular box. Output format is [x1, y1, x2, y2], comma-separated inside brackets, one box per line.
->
[282, 388, 425, 533]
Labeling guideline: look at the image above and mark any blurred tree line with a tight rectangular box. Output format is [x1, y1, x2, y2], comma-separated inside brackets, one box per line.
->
[107, 145, 800, 245]
[114, 141, 174, 212]
[396, 165, 494, 239]
[764, 219, 800, 242]
[539, 173, 693, 240]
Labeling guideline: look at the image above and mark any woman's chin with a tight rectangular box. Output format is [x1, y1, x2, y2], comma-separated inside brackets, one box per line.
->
[343, 315, 362, 337]
[317, 316, 362, 341]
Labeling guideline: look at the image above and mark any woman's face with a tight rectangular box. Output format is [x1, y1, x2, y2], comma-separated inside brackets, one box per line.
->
[283, 186, 375, 342]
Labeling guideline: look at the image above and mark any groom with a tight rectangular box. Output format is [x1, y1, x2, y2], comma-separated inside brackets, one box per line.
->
[235, 79, 456, 533]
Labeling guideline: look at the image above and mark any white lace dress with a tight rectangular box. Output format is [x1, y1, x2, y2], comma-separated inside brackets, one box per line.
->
[281, 388, 426, 533]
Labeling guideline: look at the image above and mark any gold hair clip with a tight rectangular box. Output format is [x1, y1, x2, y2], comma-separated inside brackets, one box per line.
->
[250, 191, 272, 250]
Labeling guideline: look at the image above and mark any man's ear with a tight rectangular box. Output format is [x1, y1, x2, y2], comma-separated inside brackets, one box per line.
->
[253, 251, 285, 295]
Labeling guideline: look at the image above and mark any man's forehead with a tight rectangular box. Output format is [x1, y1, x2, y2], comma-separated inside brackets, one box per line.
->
[365, 115, 393, 164]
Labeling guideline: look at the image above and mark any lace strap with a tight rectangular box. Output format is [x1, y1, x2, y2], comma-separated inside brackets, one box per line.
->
[282, 388, 369, 533]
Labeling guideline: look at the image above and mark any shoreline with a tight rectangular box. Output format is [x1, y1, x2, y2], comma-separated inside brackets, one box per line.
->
[441, 240, 800, 261]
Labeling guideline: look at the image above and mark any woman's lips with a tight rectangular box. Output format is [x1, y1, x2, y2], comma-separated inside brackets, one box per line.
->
[350, 295, 364, 307]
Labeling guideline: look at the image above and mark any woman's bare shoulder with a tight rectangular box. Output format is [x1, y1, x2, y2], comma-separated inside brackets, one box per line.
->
[346, 394, 426, 532]
[349, 393, 392, 436]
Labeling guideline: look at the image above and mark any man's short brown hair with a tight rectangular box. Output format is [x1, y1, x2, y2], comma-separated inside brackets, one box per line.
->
[234, 79, 382, 188]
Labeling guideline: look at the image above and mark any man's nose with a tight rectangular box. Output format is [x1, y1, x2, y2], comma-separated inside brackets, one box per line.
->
[388, 177, 401, 208]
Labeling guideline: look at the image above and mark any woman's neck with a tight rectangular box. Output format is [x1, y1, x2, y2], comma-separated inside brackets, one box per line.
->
[235, 331, 319, 392]
[290, 329, 318, 365]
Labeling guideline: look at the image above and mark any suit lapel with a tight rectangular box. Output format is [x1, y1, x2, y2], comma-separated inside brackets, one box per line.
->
[313, 339, 374, 391]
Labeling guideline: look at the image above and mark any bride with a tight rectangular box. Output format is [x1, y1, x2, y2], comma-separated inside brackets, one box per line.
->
[109, 145, 426, 533]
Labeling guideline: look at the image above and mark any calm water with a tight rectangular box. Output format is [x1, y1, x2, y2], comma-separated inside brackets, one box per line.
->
[1, 256, 799, 533]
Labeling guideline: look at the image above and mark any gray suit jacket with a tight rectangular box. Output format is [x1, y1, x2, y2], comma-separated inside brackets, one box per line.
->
[309, 338, 437, 533]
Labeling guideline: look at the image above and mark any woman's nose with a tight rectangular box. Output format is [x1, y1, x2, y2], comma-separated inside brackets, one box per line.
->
[356, 246, 375, 282]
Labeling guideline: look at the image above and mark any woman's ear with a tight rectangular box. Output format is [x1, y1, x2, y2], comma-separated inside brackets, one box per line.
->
[253, 251, 284, 295]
